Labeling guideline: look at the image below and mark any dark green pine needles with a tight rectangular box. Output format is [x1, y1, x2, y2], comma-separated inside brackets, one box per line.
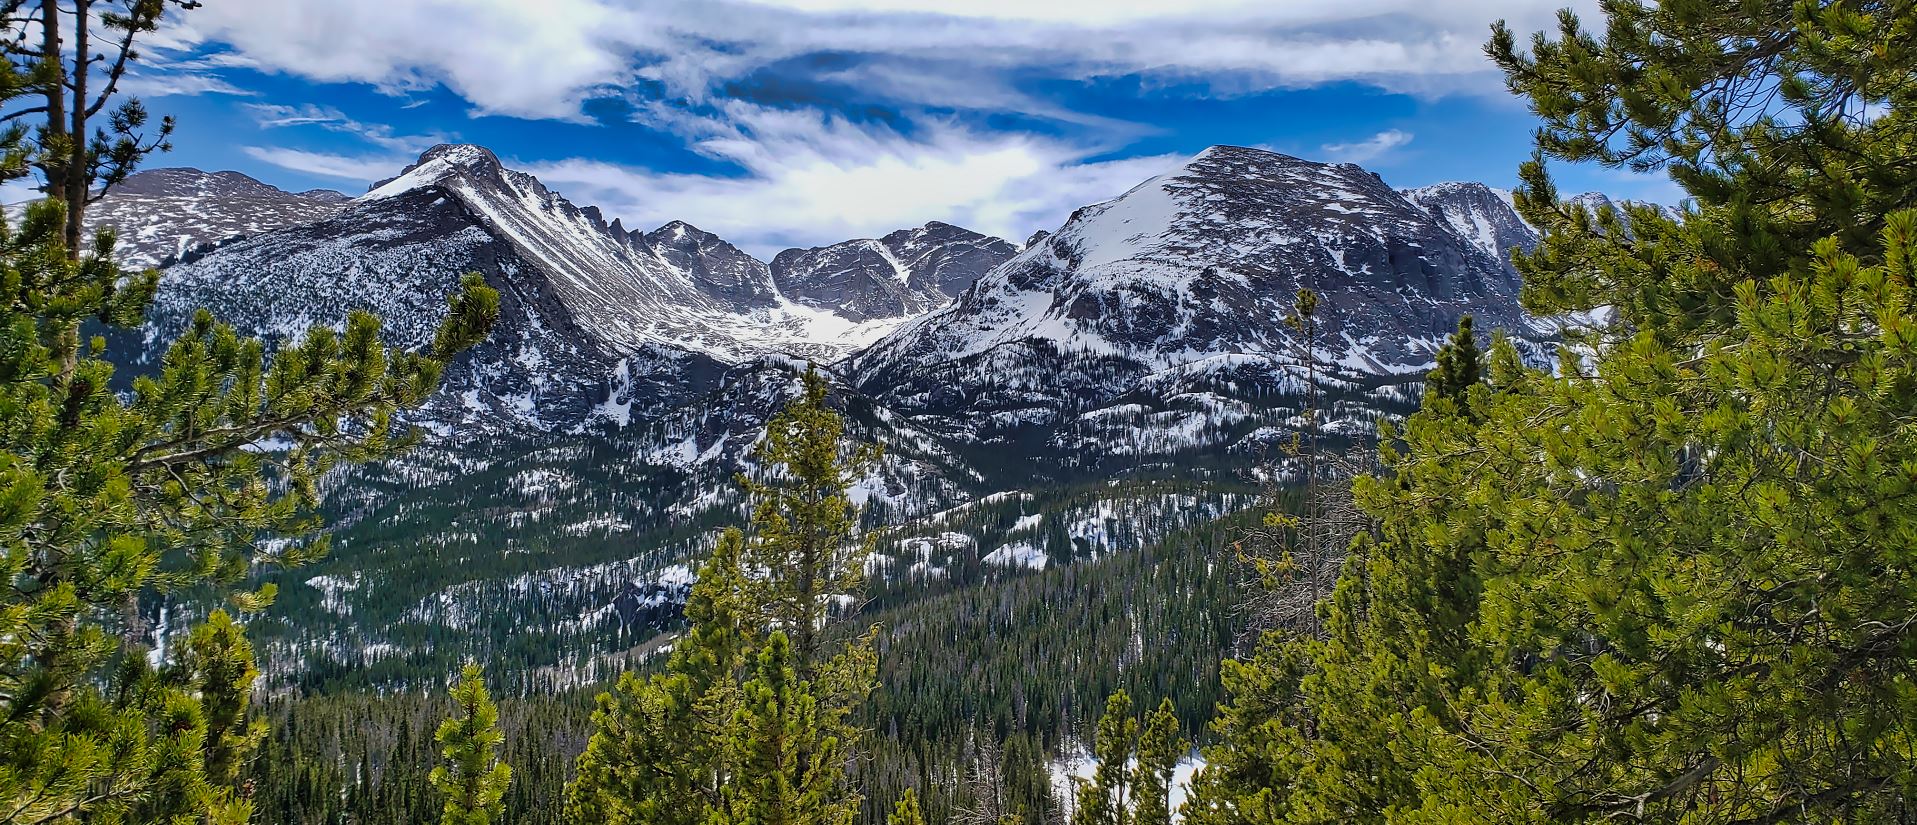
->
[432, 663, 514, 825]
[1187, 1, 1917, 821]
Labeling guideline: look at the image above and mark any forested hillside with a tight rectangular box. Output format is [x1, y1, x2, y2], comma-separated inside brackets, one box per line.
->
[0, 0, 1911, 823]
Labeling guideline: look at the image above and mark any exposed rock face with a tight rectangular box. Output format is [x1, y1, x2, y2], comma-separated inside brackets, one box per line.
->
[771, 222, 1017, 322]
[1400, 180, 1539, 268]
[642, 220, 779, 310]
[83, 168, 349, 269]
[130, 147, 1029, 433]
[850, 145, 1546, 442]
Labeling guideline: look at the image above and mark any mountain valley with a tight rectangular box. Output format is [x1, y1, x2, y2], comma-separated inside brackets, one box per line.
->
[91, 142, 1565, 687]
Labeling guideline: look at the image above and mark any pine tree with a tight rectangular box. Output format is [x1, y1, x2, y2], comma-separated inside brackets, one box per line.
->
[431, 663, 512, 825]
[728, 632, 866, 825]
[566, 530, 754, 825]
[1192, 1, 1917, 821]
[1238, 288, 1376, 642]
[741, 364, 880, 675]
[1073, 692, 1137, 825]
[0, 42, 499, 819]
[1131, 699, 1182, 825]
[1421, 315, 1481, 417]
[889, 788, 928, 825]
[177, 609, 268, 822]
[2, 0, 193, 256]
[568, 368, 880, 824]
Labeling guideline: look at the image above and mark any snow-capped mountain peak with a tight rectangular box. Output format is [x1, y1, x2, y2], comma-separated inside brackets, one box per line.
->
[81, 168, 349, 269]
[845, 144, 1544, 449]
[771, 220, 1017, 322]
[1400, 180, 1538, 264]
[362, 143, 507, 199]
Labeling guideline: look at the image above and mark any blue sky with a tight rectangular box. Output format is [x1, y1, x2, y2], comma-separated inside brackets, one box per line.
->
[112, 0, 1677, 256]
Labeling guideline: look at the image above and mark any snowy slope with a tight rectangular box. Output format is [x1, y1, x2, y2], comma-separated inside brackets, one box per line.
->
[845, 145, 1542, 451]
[1400, 181, 1539, 265]
[857, 146, 1530, 383]
[143, 182, 728, 432]
[358, 144, 900, 363]
[81, 168, 348, 269]
[141, 145, 1017, 433]
[190, 142, 1642, 684]
[772, 221, 1018, 321]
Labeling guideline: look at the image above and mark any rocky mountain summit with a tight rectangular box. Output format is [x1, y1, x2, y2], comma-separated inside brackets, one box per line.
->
[84, 168, 349, 269]
[847, 145, 1546, 456]
[133, 144, 1020, 433]
[1400, 180, 1539, 264]
[772, 222, 1018, 321]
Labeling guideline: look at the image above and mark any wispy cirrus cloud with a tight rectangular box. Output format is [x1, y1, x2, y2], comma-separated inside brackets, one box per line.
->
[243, 103, 447, 153]
[240, 147, 401, 183]
[142, 0, 1616, 247]
[1321, 129, 1414, 164]
[168, 0, 1595, 121]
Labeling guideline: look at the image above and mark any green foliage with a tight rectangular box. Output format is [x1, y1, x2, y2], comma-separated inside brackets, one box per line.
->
[1193, 3, 1917, 822]
[1421, 315, 1482, 417]
[1133, 699, 1182, 825]
[742, 364, 881, 672]
[0, 8, 500, 817]
[152, 608, 268, 823]
[244, 687, 597, 825]
[1074, 691, 1138, 825]
[1489, 0, 1917, 332]
[887, 788, 926, 825]
[0, 193, 497, 820]
[432, 663, 513, 825]
[565, 529, 756, 825]
[244, 511, 1244, 825]
[2, 0, 197, 254]
[569, 372, 881, 824]
[1072, 693, 1189, 825]
[729, 631, 870, 825]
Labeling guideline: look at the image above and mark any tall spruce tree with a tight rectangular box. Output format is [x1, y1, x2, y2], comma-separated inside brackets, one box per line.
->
[740, 364, 880, 675]
[1422, 315, 1482, 417]
[1191, 1, 1917, 821]
[566, 530, 754, 825]
[889, 788, 928, 825]
[1073, 692, 1138, 825]
[1072, 693, 1189, 825]
[1132, 699, 1183, 825]
[568, 366, 880, 824]
[432, 663, 513, 825]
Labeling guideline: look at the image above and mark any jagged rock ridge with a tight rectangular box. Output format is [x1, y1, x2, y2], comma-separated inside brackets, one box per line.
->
[139, 145, 1020, 433]
[84, 168, 349, 269]
[772, 222, 1018, 322]
[849, 145, 1547, 452]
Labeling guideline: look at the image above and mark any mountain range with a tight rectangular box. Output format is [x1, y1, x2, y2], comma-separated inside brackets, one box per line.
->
[87, 142, 1573, 682]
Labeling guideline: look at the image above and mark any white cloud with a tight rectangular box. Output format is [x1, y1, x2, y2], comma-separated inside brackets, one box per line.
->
[1321, 129, 1414, 163]
[241, 147, 405, 183]
[525, 103, 1177, 257]
[180, 0, 640, 120]
[164, 0, 1596, 121]
[149, 0, 1600, 253]
[117, 68, 253, 99]
[243, 103, 447, 153]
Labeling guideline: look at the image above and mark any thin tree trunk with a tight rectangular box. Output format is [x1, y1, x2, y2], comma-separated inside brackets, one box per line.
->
[38, 0, 64, 203]
[64, 0, 89, 256]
